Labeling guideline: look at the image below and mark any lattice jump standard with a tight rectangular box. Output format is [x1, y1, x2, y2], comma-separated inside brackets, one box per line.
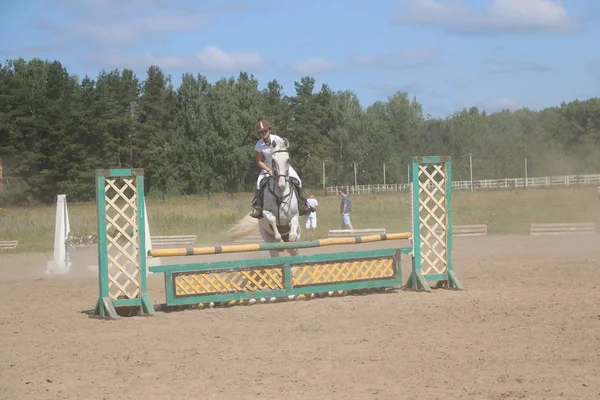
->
[405, 156, 463, 291]
[94, 169, 154, 318]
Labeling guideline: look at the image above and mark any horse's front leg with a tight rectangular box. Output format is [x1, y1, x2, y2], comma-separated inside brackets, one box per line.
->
[288, 214, 301, 243]
[262, 211, 281, 242]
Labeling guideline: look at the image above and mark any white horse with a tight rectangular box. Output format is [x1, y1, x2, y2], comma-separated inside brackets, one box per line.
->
[259, 139, 301, 256]
[220, 140, 312, 303]
[223, 138, 301, 258]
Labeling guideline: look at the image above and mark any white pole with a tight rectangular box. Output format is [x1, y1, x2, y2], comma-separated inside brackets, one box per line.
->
[322, 161, 325, 191]
[525, 156, 528, 188]
[144, 201, 161, 269]
[354, 162, 357, 189]
[46, 194, 72, 275]
[469, 153, 473, 192]
[383, 163, 386, 186]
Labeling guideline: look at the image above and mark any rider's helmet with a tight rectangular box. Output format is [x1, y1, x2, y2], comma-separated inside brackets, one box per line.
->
[256, 120, 271, 133]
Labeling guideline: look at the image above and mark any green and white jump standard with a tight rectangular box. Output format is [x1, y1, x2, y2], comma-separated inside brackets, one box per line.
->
[93, 169, 154, 318]
[92, 156, 463, 319]
[406, 156, 463, 291]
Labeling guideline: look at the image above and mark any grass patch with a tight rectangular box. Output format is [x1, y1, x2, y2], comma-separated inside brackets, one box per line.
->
[1, 186, 599, 253]
[451, 186, 600, 234]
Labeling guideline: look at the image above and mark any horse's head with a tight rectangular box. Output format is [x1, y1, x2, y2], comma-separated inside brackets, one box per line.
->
[270, 138, 290, 192]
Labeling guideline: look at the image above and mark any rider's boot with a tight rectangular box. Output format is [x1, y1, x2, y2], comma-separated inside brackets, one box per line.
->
[295, 184, 315, 217]
[249, 189, 263, 219]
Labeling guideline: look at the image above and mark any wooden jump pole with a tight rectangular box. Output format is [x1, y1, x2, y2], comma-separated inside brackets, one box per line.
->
[147, 232, 412, 258]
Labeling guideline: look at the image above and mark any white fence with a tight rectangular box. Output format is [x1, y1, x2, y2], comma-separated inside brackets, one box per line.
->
[326, 174, 600, 195]
[0, 240, 19, 250]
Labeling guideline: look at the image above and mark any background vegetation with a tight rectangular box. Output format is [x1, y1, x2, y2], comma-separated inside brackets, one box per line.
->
[1, 57, 600, 205]
[1, 186, 599, 253]
[1, 57, 599, 253]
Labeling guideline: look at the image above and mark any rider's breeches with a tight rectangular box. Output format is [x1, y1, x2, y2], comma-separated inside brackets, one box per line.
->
[256, 165, 301, 189]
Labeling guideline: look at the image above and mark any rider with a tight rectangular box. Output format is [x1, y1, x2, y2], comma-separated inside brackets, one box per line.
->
[249, 119, 315, 219]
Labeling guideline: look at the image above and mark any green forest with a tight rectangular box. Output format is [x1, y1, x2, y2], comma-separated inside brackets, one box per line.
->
[1, 57, 599, 205]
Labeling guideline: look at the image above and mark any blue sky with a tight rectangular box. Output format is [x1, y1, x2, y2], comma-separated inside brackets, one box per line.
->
[0, 0, 599, 118]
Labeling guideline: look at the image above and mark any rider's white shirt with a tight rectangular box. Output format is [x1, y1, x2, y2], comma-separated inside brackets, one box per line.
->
[254, 134, 284, 170]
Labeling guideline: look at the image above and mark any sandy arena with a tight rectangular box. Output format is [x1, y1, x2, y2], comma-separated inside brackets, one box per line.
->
[1, 234, 599, 400]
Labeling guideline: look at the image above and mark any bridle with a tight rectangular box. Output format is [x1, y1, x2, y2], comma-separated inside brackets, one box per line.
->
[270, 149, 290, 181]
[266, 148, 294, 226]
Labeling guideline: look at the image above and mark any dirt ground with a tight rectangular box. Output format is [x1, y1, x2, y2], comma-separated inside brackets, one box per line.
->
[1, 234, 599, 400]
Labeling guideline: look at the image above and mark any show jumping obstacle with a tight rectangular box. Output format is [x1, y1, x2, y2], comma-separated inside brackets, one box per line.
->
[93, 156, 463, 319]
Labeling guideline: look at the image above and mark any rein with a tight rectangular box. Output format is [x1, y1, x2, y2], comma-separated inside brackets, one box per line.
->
[266, 148, 295, 226]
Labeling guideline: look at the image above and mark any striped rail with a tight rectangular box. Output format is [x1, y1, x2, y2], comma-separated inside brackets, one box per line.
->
[150, 235, 197, 247]
[148, 232, 412, 258]
[328, 228, 386, 238]
[530, 222, 595, 236]
[0, 240, 19, 250]
[435, 224, 488, 237]
[453, 224, 487, 237]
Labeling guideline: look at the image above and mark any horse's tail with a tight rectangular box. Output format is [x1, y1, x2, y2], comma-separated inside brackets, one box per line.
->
[222, 215, 260, 241]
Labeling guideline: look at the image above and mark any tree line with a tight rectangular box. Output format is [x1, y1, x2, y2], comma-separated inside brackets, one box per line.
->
[1, 57, 599, 205]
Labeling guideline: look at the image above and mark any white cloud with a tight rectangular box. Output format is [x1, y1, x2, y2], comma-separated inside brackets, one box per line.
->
[85, 46, 266, 73]
[55, 0, 171, 14]
[195, 46, 266, 72]
[39, 14, 208, 46]
[286, 58, 344, 75]
[55, 0, 261, 15]
[393, 0, 579, 35]
[349, 47, 438, 69]
[0, 43, 67, 55]
[45, 0, 258, 47]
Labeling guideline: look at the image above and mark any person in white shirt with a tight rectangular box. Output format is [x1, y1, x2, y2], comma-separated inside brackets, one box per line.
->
[304, 193, 318, 240]
[249, 120, 315, 219]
